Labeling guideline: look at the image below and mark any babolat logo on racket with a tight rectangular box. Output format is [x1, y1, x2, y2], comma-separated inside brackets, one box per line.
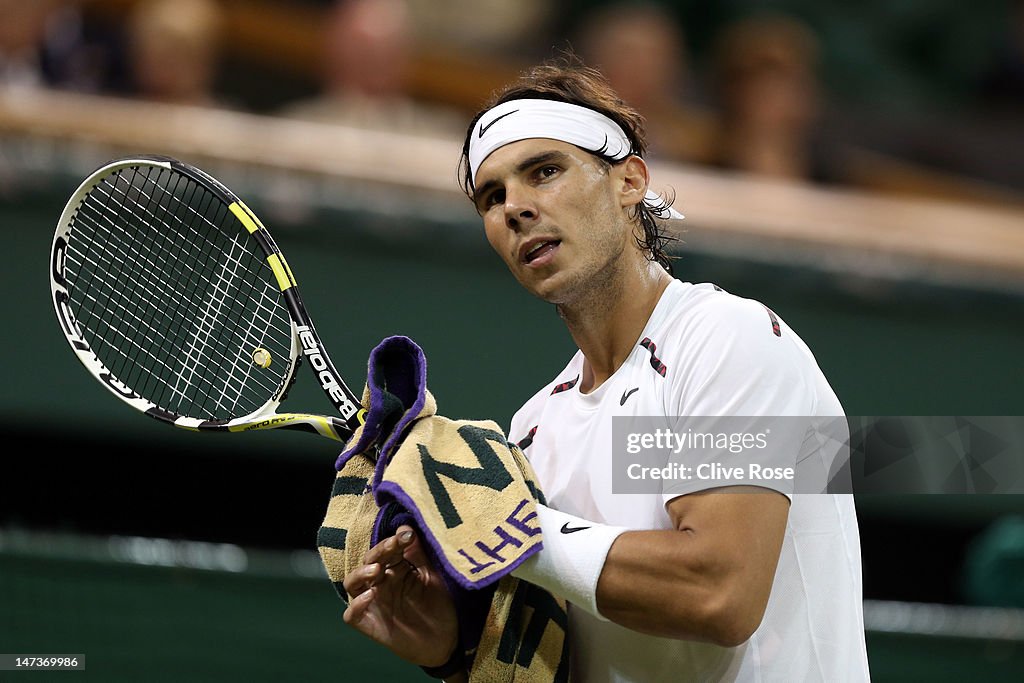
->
[52, 236, 87, 350]
[53, 235, 141, 401]
[296, 325, 359, 419]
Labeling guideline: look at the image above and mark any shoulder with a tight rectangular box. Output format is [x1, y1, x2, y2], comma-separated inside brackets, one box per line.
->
[658, 283, 825, 415]
[656, 282, 789, 361]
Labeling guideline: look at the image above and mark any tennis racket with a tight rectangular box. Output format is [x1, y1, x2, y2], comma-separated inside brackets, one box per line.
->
[50, 155, 365, 442]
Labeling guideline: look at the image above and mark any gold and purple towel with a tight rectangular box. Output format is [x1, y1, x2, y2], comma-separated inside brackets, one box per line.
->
[318, 336, 570, 682]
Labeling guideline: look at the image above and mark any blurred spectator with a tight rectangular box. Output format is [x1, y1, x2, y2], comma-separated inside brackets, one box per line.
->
[126, 0, 226, 107]
[853, 0, 1024, 199]
[707, 13, 843, 183]
[0, 1, 59, 89]
[0, 0, 119, 92]
[405, 0, 553, 60]
[279, 0, 463, 137]
[574, 1, 715, 164]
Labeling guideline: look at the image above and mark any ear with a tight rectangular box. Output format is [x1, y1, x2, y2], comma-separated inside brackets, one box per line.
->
[615, 155, 650, 211]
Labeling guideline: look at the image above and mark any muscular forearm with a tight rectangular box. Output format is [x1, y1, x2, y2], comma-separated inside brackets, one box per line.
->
[513, 491, 788, 647]
[596, 527, 778, 647]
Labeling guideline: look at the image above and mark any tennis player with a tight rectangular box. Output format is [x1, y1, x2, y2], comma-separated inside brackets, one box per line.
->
[343, 57, 870, 682]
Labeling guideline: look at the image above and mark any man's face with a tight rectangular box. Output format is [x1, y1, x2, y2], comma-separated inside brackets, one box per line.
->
[472, 139, 639, 304]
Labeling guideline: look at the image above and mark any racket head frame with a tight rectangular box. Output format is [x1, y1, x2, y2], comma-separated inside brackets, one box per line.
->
[50, 156, 363, 442]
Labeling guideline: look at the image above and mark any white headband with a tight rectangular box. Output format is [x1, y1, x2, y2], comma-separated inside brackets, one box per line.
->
[468, 98, 683, 220]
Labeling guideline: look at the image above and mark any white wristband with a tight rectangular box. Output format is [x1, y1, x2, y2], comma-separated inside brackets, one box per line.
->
[511, 503, 628, 621]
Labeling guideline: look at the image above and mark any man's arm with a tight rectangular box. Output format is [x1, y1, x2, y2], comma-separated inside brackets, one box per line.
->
[596, 486, 789, 647]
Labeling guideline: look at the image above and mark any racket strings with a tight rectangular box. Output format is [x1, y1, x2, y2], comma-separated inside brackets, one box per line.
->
[84, 168, 291, 417]
[64, 164, 293, 420]
[76, 168, 185, 393]
[110, 168, 210, 400]
[119, 168, 293, 415]
[72, 169, 237, 411]
[74, 171, 230, 397]
[122, 170, 256, 413]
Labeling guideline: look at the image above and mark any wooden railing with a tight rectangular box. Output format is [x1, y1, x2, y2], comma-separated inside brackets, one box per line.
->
[2, 86, 1023, 291]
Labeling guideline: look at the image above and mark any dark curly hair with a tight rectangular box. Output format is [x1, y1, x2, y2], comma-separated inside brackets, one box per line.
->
[459, 54, 679, 273]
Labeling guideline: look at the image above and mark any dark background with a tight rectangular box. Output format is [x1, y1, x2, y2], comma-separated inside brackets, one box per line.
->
[2, 0, 1023, 680]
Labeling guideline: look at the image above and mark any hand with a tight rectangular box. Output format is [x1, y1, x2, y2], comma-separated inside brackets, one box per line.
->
[342, 525, 459, 667]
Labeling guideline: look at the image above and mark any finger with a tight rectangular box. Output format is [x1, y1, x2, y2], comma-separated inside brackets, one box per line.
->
[395, 529, 451, 595]
[343, 562, 381, 598]
[342, 585, 376, 626]
[383, 559, 416, 582]
[362, 532, 408, 567]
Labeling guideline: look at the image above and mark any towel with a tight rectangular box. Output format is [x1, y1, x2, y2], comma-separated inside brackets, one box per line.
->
[318, 335, 570, 682]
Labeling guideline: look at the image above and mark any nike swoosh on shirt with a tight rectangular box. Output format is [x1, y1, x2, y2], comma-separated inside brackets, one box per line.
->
[478, 109, 519, 137]
[560, 523, 590, 534]
[620, 387, 640, 405]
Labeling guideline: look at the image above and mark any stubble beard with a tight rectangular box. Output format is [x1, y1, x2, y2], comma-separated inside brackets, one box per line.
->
[551, 237, 629, 326]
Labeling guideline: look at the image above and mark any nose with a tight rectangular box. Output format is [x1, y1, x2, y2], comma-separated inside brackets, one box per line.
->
[503, 184, 538, 231]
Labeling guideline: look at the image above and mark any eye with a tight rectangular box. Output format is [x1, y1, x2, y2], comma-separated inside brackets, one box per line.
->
[537, 165, 560, 180]
[482, 188, 505, 210]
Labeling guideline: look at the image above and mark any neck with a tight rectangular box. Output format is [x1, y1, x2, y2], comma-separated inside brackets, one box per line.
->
[558, 259, 672, 393]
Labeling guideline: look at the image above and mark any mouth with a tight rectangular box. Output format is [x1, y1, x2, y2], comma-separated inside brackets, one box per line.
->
[520, 238, 562, 266]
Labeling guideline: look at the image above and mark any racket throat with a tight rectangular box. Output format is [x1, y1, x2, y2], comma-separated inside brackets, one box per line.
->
[296, 324, 360, 421]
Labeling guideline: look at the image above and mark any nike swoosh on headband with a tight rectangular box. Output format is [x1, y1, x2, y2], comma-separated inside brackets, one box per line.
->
[479, 109, 519, 137]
